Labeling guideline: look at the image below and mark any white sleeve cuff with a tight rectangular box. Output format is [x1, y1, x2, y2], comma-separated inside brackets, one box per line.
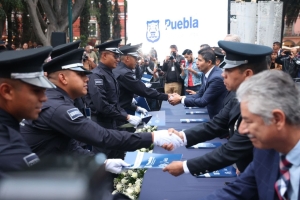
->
[182, 160, 190, 174]
[181, 96, 186, 105]
[180, 131, 187, 145]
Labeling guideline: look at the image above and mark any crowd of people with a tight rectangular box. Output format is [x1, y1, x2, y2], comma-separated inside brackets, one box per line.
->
[0, 33, 299, 200]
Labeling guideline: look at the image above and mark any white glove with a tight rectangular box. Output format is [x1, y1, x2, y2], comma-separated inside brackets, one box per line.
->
[153, 130, 184, 150]
[105, 159, 130, 174]
[132, 98, 137, 105]
[136, 106, 148, 115]
[128, 115, 142, 126]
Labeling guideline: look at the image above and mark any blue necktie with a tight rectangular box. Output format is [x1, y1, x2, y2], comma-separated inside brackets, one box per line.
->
[203, 76, 207, 86]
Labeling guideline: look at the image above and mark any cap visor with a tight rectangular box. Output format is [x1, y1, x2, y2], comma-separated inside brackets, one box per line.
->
[21, 76, 56, 89]
[69, 66, 92, 74]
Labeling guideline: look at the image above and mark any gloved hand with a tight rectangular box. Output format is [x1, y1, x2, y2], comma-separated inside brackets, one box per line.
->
[136, 106, 148, 115]
[153, 130, 184, 150]
[132, 98, 137, 105]
[127, 115, 142, 126]
[105, 159, 130, 174]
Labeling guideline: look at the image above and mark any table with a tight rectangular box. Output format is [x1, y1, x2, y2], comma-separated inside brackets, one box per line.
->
[139, 102, 236, 200]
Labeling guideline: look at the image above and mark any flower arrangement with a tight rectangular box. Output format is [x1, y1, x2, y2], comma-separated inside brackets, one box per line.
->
[113, 125, 157, 199]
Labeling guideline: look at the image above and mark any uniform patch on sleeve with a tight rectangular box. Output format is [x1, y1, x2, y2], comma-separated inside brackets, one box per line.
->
[23, 153, 40, 167]
[67, 108, 84, 120]
[95, 79, 103, 85]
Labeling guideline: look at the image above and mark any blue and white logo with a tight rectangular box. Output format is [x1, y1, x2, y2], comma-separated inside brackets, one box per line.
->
[146, 20, 160, 43]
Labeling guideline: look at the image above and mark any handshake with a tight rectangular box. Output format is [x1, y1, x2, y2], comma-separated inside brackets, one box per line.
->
[168, 93, 183, 106]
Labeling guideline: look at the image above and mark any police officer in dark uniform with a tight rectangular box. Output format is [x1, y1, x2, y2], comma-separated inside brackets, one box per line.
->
[20, 46, 183, 161]
[84, 39, 142, 158]
[163, 41, 273, 177]
[212, 47, 225, 68]
[0, 47, 55, 173]
[113, 44, 169, 116]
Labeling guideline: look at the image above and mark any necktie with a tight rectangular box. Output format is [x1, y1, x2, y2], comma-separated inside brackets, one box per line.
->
[203, 76, 207, 86]
[275, 155, 292, 200]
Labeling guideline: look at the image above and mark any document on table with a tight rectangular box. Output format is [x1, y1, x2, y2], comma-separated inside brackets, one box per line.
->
[188, 142, 222, 149]
[197, 166, 237, 178]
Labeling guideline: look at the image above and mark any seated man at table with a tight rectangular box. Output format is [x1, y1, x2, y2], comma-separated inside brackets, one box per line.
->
[203, 70, 300, 200]
[168, 48, 227, 119]
[163, 41, 272, 177]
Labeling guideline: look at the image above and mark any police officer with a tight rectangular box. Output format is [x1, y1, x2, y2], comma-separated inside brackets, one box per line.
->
[84, 39, 142, 158]
[163, 41, 273, 177]
[20, 46, 183, 168]
[0, 47, 55, 173]
[113, 44, 169, 116]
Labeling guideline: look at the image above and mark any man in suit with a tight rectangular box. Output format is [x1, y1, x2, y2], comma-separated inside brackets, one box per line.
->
[204, 70, 300, 200]
[169, 48, 227, 119]
[163, 41, 272, 177]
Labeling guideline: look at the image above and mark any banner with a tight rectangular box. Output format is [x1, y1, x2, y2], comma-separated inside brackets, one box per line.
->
[127, 0, 228, 62]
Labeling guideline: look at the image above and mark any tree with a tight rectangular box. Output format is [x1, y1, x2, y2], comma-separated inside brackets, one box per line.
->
[25, 0, 86, 46]
[80, 0, 90, 47]
[96, 0, 111, 43]
[112, 0, 121, 39]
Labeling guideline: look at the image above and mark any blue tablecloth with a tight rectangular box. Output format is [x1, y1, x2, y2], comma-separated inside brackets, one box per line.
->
[139, 102, 236, 200]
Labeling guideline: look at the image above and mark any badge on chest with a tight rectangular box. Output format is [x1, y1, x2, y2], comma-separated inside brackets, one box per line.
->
[23, 153, 40, 167]
[95, 79, 103, 85]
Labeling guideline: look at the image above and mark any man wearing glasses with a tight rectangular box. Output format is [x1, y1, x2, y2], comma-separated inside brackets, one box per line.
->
[85, 39, 141, 158]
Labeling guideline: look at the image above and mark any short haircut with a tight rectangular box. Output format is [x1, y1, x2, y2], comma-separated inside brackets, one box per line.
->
[273, 41, 281, 46]
[200, 44, 210, 49]
[224, 34, 241, 42]
[198, 48, 216, 65]
[182, 49, 192, 55]
[238, 57, 268, 75]
[170, 45, 178, 51]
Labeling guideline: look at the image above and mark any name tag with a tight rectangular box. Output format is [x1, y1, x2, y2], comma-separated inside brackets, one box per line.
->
[171, 66, 175, 71]
[85, 108, 91, 119]
[67, 108, 84, 120]
[23, 153, 40, 167]
[95, 79, 103, 85]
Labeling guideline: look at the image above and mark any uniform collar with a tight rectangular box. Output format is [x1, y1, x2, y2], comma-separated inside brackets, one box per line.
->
[0, 108, 20, 131]
[46, 86, 74, 104]
[99, 62, 113, 73]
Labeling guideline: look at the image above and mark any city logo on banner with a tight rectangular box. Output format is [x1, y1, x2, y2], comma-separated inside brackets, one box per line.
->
[146, 20, 160, 43]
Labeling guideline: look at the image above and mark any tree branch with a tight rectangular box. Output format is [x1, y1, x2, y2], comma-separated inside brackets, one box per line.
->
[36, 4, 47, 29]
[60, 0, 86, 30]
[39, 0, 58, 26]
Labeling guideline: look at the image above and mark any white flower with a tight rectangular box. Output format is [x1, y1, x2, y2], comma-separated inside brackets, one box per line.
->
[112, 190, 118, 195]
[131, 172, 138, 178]
[127, 170, 133, 175]
[140, 148, 146, 152]
[121, 178, 128, 184]
[128, 183, 132, 187]
[135, 179, 141, 186]
[126, 187, 134, 195]
[121, 171, 126, 176]
[134, 186, 141, 193]
[128, 195, 135, 200]
[116, 183, 123, 191]
[148, 150, 153, 153]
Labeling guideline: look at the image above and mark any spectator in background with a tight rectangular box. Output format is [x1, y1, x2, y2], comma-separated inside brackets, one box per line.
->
[162, 44, 185, 94]
[270, 51, 282, 70]
[276, 47, 300, 78]
[142, 58, 155, 75]
[200, 44, 210, 50]
[28, 41, 34, 49]
[85, 45, 98, 65]
[212, 47, 225, 68]
[224, 34, 241, 42]
[180, 49, 202, 95]
[22, 43, 29, 50]
[150, 47, 158, 60]
[33, 42, 38, 48]
[273, 41, 282, 56]
[11, 44, 16, 50]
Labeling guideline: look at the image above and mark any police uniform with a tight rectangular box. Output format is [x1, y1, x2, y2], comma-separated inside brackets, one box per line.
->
[212, 47, 225, 68]
[0, 47, 55, 173]
[113, 44, 168, 113]
[20, 47, 153, 158]
[84, 39, 130, 158]
[182, 41, 273, 176]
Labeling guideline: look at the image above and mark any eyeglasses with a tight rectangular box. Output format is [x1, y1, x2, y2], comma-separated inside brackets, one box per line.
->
[106, 52, 120, 59]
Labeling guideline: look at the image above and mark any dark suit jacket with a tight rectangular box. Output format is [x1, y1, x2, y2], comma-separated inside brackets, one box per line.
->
[203, 149, 282, 200]
[184, 95, 253, 176]
[184, 67, 227, 119]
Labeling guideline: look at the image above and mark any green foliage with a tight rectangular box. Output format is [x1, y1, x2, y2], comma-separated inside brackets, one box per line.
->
[97, 0, 111, 43]
[112, 0, 121, 39]
[80, 35, 88, 47]
[80, 0, 90, 39]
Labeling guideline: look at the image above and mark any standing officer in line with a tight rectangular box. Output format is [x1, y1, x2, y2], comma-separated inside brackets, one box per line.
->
[0, 47, 55, 173]
[84, 39, 141, 158]
[113, 44, 170, 118]
[163, 41, 272, 177]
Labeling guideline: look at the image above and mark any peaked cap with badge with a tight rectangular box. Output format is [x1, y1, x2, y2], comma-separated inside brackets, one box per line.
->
[0, 46, 55, 88]
[119, 43, 142, 58]
[43, 48, 91, 75]
[211, 47, 225, 59]
[95, 39, 123, 54]
[218, 41, 273, 69]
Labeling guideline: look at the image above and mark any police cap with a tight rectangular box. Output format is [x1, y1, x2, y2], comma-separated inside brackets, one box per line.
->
[43, 48, 92, 75]
[211, 47, 225, 58]
[0, 46, 55, 88]
[51, 40, 81, 59]
[119, 43, 141, 58]
[95, 39, 122, 54]
[218, 40, 272, 69]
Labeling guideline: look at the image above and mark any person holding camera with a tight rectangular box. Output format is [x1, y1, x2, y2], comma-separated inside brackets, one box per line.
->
[162, 45, 185, 94]
[83, 51, 97, 71]
[275, 47, 300, 79]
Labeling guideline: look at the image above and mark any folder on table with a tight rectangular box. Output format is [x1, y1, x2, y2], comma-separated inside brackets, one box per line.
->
[135, 96, 150, 111]
[186, 111, 208, 115]
[197, 166, 237, 178]
[180, 119, 209, 123]
[124, 151, 182, 169]
[141, 74, 153, 83]
[147, 111, 165, 126]
[184, 106, 200, 109]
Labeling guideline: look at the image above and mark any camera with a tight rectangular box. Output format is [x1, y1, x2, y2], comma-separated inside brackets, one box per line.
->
[169, 52, 176, 60]
[82, 53, 89, 62]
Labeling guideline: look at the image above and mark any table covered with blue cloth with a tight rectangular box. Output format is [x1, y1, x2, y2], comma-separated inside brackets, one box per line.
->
[139, 101, 236, 200]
